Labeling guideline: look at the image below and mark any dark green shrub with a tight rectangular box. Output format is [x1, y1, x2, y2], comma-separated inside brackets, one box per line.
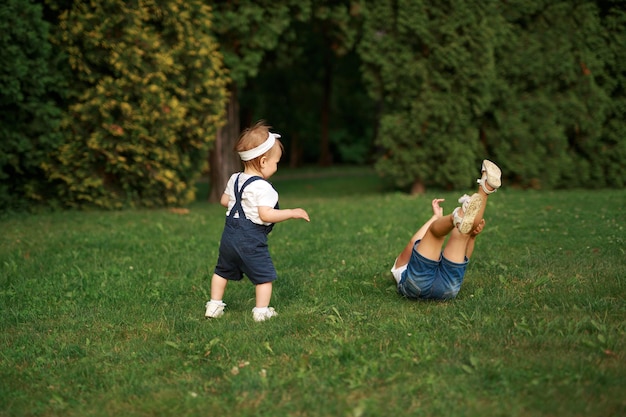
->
[359, 0, 500, 192]
[0, 0, 65, 210]
[485, 1, 621, 189]
[359, 0, 626, 191]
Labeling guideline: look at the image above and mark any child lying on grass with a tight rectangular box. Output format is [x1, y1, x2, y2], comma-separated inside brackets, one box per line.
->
[391, 160, 501, 300]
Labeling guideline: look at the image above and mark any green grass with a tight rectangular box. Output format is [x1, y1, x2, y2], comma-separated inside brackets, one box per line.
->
[1, 167, 625, 417]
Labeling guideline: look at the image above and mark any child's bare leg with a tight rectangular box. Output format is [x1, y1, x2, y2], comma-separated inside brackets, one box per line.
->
[417, 214, 458, 260]
[210, 273, 228, 300]
[428, 193, 488, 263]
[472, 159, 501, 226]
[255, 282, 273, 308]
[442, 160, 497, 262]
[206, 274, 228, 318]
[422, 160, 500, 263]
[464, 219, 484, 259]
[422, 179, 495, 262]
[470, 180, 496, 226]
[454, 160, 501, 232]
[438, 228, 470, 263]
[442, 219, 484, 263]
[394, 216, 438, 268]
[394, 199, 443, 269]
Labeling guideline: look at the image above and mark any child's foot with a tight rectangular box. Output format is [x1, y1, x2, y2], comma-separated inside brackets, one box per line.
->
[452, 193, 483, 234]
[205, 301, 226, 318]
[477, 160, 501, 194]
[252, 307, 277, 322]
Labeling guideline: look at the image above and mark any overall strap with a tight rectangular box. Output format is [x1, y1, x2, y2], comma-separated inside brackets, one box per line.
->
[228, 174, 264, 219]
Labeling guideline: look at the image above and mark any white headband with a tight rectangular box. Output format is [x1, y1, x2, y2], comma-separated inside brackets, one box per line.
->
[238, 132, 281, 161]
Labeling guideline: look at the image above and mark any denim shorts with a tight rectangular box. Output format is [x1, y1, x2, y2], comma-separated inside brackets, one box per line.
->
[396, 240, 468, 300]
[214, 218, 277, 285]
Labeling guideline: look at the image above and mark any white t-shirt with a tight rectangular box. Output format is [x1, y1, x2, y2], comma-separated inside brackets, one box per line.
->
[224, 173, 278, 226]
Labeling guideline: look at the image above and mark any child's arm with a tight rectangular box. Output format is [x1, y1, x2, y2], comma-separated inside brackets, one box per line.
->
[258, 206, 310, 223]
[220, 193, 230, 208]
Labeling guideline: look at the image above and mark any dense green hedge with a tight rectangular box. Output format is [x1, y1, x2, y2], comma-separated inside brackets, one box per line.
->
[359, 0, 626, 191]
[0, 0, 65, 210]
[485, 1, 626, 189]
[359, 0, 495, 192]
[43, 0, 228, 209]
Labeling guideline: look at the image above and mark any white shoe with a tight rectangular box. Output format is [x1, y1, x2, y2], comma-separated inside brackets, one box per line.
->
[458, 194, 471, 205]
[252, 307, 277, 322]
[205, 301, 225, 318]
[476, 160, 501, 194]
[452, 193, 482, 234]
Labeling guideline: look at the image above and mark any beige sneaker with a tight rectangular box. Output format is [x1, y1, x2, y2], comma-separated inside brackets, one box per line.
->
[477, 160, 502, 194]
[452, 193, 483, 234]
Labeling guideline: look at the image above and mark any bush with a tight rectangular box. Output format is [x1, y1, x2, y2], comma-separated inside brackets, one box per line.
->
[0, 0, 65, 210]
[360, 1, 626, 191]
[46, 0, 228, 209]
[359, 1, 499, 192]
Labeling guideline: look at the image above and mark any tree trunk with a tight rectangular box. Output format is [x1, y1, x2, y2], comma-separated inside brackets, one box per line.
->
[319, 48, 332, 166]
[289, 132, 302, 168]
[208, 86, 241, 203]
[410, 179, 425, 195]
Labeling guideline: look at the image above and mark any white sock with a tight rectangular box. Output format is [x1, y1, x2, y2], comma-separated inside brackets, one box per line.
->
[210, 299, 223, 305]
[253, 307, 269, 313]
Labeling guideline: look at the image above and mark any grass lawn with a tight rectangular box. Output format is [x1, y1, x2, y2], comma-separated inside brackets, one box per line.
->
[1, 166, 625, 416]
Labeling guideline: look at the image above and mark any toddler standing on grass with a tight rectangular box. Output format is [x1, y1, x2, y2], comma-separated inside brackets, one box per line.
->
[205, 121, 310, 322]
[391, 160, 502, 300]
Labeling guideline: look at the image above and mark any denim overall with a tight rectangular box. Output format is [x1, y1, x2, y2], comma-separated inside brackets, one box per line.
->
[214, 174, 279, 285]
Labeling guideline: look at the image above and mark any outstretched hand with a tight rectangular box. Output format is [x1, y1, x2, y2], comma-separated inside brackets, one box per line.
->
[469, 219, 486, 237]
[291, 208, 310, 222]
[258, 206, 310, 223]
[431, 198, 445, 218]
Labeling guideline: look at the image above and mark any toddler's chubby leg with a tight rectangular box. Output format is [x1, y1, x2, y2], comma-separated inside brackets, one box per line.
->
[205, 274, 228, 318]
[252, 282, 277, 322]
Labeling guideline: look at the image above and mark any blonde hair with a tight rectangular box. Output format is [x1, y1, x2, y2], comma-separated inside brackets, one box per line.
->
[235, 120, 284, 172]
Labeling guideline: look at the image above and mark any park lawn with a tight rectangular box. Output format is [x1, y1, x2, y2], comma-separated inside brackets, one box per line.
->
[1, 167, 625, 417]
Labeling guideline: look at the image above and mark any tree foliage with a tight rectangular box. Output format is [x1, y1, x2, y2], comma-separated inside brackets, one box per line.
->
[46, 0, 228, 209]
[485, 0, 624, 188]
[240, 1, 373, 166]
[211, 0, 312, 88]
[595, 2, 626, 187]
[2, 0, 624, 212]
[359, 0, 625, 192]
[206, 0, 312, 202]
[0, 0, 65, 210]
[359, 0, 503, 192]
